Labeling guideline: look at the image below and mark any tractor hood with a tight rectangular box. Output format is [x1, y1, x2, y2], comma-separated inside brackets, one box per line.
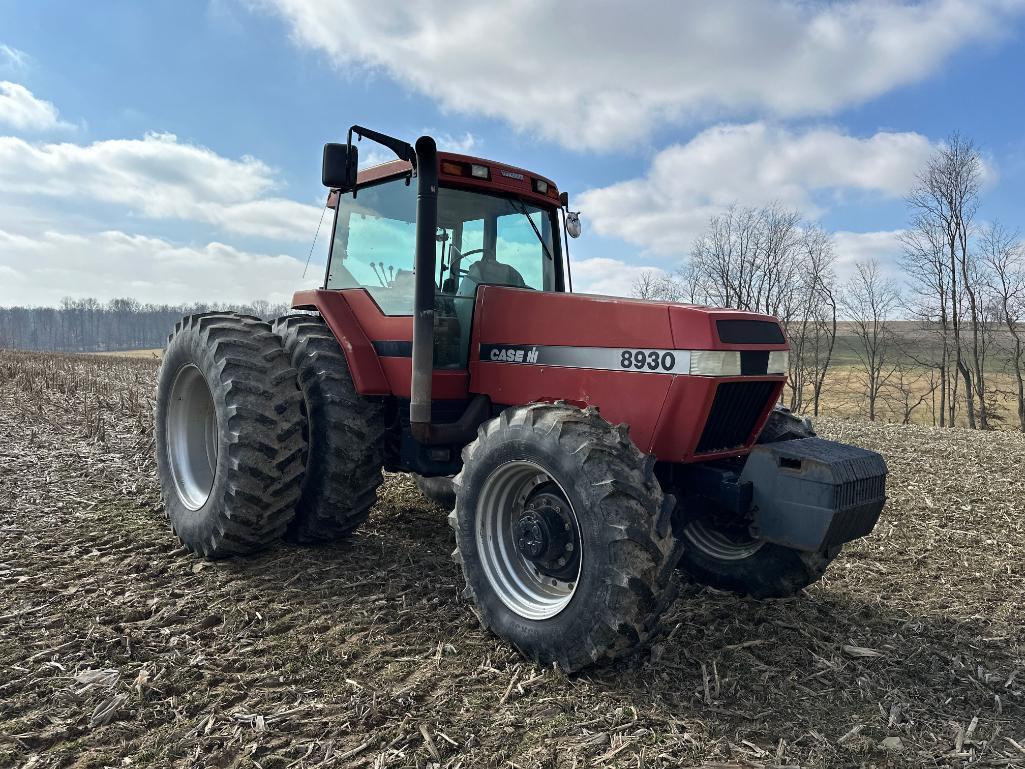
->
[473, 286, 788, 352]
[471, 286, 788, 462]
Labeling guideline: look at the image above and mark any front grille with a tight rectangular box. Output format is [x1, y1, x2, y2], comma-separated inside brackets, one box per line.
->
[695, 381, 777, 454]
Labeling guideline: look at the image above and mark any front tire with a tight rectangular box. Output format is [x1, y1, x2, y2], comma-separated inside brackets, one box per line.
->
[155, 313, 305, 557]
[675, 406, 837, 598]
[272, 314, 387, 543]
[450, 403, 682, 672]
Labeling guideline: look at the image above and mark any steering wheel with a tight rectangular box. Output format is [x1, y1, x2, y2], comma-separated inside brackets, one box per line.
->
[449, 247, 485, 277]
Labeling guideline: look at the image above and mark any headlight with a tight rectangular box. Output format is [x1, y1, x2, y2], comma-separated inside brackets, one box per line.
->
[689, 351, 741, 377]
[687, 349, 789, 376]
[768, 350, 789, 374]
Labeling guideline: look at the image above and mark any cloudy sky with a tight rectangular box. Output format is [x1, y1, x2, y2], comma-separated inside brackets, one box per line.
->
[2, 1, 1024, 306]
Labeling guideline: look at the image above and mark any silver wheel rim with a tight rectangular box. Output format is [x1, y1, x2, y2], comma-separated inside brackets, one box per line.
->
[166, 364, 218, 510]
[683, 519, 764, 561]
[475, 461, 581, 620]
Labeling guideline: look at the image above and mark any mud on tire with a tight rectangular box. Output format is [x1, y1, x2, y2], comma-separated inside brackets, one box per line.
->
[676, 406, 838, 599]
[155, 313, 305, 557]
[449, 403, 683, 672]
[272, 314, 387, 543]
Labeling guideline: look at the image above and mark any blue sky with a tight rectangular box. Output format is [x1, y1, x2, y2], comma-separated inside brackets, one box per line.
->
[1, 0, 1024, 305]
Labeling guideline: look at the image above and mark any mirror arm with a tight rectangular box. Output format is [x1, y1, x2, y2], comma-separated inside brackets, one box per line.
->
[560, 208, 573, 293]
[347, 125, 417, 167]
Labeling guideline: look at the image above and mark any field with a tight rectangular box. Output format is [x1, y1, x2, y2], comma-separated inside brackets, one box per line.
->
[1, 349, 1024, 769]
[801, 365, 1025, 429]
[85, 349, 162, 359]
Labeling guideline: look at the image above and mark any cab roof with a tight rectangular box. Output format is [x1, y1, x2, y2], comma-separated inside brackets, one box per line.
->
[327, 151, 560, 210]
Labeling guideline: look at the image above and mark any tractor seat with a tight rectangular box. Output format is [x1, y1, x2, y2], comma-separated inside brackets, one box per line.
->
[465, 259, 526, 289]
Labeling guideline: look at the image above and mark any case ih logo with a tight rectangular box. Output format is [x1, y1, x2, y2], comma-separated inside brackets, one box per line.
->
[489, 346, 539, 364]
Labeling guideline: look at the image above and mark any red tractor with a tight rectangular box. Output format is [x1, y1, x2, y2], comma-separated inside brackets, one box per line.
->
[155, 127, 886, 671]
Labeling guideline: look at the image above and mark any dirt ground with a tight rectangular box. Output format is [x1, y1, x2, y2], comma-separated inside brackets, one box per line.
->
[1, 350, 1023, 769]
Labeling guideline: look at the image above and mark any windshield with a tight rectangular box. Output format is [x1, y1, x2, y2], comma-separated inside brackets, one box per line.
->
[326, 176, 559, 315]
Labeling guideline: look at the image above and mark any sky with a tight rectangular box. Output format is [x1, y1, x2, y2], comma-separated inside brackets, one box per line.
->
[1, 0, 1024, 307]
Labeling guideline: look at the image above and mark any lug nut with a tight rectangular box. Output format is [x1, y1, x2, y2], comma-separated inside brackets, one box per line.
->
[565, 543, 574, 552]
[557, 557, 566, 566]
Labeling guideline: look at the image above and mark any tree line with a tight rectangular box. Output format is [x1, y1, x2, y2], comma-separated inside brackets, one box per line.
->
[633, 133, 1025, 431]
[0, 298, 292, 353]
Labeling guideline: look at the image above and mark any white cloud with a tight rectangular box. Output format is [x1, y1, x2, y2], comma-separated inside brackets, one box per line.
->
[0, 228, 319, 306]
[436, 132, 479, 155]
[833, 230, 906, 277]
[259, 0, 1025, 149]
[0, 81, 73, 132]
[0, 45, 28, 69]
[570, 257, 669, 298]
[0, 132, 322, 240]
[577, 123, 937, 257]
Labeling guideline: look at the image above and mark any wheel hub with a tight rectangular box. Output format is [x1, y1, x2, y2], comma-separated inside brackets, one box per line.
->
[515, 488, 578, 580]
[516, 495, 571, 562]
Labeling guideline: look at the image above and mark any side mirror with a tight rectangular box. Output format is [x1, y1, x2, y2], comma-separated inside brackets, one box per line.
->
[566, 211, 582, 239]
[322, 143, 358, 190]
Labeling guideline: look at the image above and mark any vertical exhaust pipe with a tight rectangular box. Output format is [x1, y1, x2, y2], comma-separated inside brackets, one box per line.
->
[410, 136, 438, 441]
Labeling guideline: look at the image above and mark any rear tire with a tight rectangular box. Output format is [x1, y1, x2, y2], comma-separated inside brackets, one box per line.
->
[272, 314, 387, 543]
[155, 313, 305, 557]
[450, 403, 682, 672]
[676, 406, 838, 598]
[415, 474, 456, 510]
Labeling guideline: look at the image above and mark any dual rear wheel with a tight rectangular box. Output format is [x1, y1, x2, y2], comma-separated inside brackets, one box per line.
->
[155, 314, 305, 556]
[155, 312, 385, 557]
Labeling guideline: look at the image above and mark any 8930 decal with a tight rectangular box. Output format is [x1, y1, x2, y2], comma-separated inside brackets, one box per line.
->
[479, 343, 691, 374]
[620, 349, 677, 372]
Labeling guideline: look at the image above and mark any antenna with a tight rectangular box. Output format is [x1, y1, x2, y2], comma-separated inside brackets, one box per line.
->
[370, 262, 386, 287]
[302, 205, 328, 279]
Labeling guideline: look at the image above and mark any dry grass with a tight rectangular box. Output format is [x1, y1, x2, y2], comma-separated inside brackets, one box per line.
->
[801, 365, 1025, 430]
[1, 349, 1023, 768]
[85, 348, 163, 359]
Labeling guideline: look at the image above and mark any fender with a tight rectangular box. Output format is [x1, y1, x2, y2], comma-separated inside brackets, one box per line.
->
[291, 289, 390, 394]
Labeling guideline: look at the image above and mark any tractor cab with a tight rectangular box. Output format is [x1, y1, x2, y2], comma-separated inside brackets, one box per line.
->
[323, 149, 568, 369]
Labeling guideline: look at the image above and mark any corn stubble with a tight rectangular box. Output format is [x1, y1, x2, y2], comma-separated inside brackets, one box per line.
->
[0, 349, 1023, 768]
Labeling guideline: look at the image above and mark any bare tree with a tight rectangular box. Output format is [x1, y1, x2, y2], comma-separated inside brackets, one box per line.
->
[906, 133, 984, 427]
[982, 221, 1025, 431]
[631, 270, 661, 300]
[786, 226, 838, 415]
[692, 204, 804, 318]
[886, 358, 938, 425]
[841, 259, 901, 421]
[900, 219, 953, 425]
[631, 270, 687, 302]
[687, 205, 839, 414]
[0, 298, 291, 353]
